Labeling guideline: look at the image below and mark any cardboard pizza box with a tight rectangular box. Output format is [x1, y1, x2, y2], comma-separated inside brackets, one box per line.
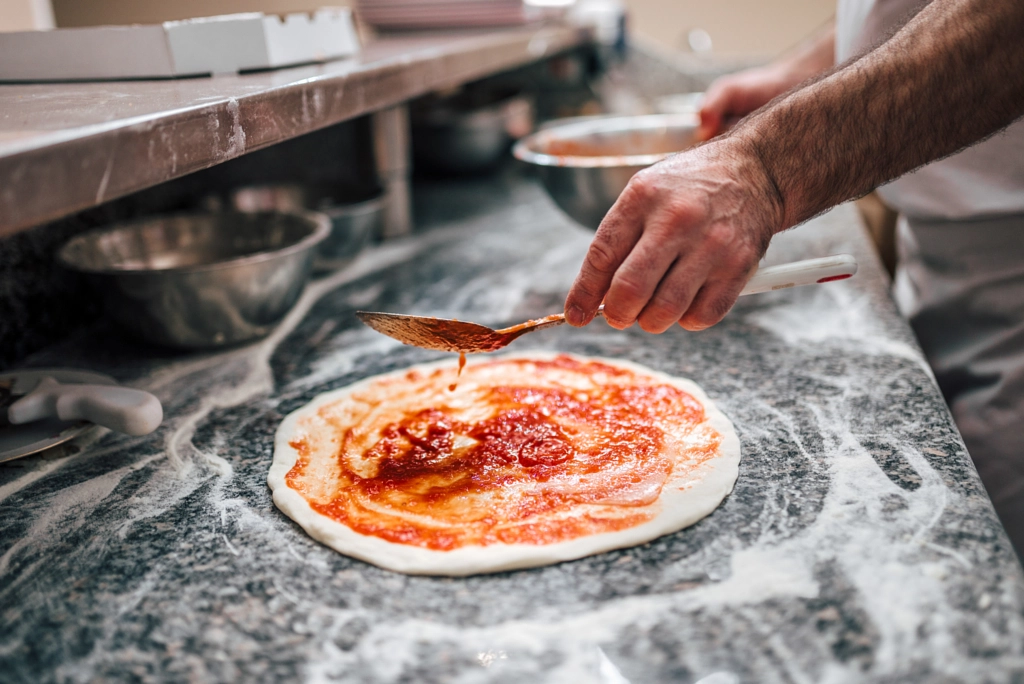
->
[0, 7, 360, 82]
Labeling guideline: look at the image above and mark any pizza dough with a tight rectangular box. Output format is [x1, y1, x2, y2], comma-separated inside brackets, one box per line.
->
[268, 352, 740, 575]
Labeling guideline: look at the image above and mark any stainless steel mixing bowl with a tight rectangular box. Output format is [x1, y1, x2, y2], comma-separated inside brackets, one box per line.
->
[512, 114, 700, 230]
[228, 185, 384, 271]
[58, 211, 330, 349]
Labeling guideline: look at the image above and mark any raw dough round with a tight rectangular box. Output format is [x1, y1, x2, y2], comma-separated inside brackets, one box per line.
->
[268, 352, 740, 575]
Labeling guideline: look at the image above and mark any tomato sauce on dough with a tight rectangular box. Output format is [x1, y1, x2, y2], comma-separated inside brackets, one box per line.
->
[285, 355, 720, 551]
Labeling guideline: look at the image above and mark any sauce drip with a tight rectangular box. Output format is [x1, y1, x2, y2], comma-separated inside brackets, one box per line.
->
[448, 352, 467, 392]
[285, 355, 719, 551]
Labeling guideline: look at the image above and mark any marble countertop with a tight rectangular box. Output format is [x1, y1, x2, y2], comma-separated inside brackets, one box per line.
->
[2, 169, 1023, 683]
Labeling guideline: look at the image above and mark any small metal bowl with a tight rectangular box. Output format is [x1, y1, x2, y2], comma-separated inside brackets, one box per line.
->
[58, 211, 330, 349]
[227, 185, 384, 271]
[513, 114, 699, 230]
[413, 92, 534, 174]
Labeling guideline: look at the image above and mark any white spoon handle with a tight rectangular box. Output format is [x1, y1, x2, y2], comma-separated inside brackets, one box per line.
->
[8, 377, 163, 436]
[741, 254, 858, 296]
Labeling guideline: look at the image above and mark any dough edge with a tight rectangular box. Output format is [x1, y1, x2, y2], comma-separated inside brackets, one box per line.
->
[268, 351, 741, 576]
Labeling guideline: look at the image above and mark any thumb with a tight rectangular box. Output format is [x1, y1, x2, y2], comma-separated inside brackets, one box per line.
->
[697, 81, 738, 141]
[697, 108, 721, 142]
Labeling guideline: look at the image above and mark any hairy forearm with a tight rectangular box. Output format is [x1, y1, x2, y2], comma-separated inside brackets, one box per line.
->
[733, 0, 1024, 230]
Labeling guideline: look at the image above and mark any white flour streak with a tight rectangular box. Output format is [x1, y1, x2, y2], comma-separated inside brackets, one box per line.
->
[298, 546, 820, 683]
[446, 237, 585, 320]
[287, 333, 398, 393]
[289, 386, 997, 682]
[0, 465, 130, 578]
[697, 547, 819, 604]
[222, 534, 240, 556]
[0, 225, 467, 581]
[95, 147, 115, 204]
[747, 282, 935, 380]
[138, 228, 461, 479]
[224, 98, 246, 157]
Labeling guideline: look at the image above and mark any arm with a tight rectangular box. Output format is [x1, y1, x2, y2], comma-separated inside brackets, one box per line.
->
[748, 0, 1024, 228]
[699, 21, 836, 140]
[565, 0, 1024, 333]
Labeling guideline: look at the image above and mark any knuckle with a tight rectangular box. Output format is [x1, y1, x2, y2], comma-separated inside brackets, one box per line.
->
[709, 295, 735, 321]
[662, 200, 710, 235]
[681, 289, 734, 330]
[610, 273, 648, 304]
[638, 304, 678, 333]
[568, 279, 602, 305]
[701, 296, 734, 326]
[623, 173, 655, 203]
[584, 238, 620, 276]
[704, 224, 736, 252]
[644, 220, 678, 244]
[665, 195, 703, 221]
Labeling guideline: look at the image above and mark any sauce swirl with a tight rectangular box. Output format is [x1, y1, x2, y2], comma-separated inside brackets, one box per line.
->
[286, 355, 719, 550]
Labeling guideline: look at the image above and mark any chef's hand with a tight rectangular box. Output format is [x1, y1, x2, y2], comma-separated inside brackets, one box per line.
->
[563, 24, 836, 334]
[700, 21, 837, 139]
[697, 64, 801, 140]
[563, 138, 784, 333]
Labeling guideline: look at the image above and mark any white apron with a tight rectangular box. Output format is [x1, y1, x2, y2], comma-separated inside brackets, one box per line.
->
[837, 0, 1024, 557]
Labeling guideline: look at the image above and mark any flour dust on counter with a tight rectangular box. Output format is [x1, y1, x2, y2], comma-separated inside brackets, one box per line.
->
[269, 352, 740, 575]
[2, 172, 1023, 683]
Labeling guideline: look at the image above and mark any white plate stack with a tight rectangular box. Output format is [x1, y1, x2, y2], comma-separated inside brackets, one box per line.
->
[357, 0, 564, 29]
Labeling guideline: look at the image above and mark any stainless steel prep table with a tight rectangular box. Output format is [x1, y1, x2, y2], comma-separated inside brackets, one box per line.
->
[2, 167, 1023, 683]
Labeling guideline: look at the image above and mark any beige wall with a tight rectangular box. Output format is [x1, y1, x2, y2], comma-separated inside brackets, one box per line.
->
[624, 0, 835, 58]
[0, 0, 53, 31]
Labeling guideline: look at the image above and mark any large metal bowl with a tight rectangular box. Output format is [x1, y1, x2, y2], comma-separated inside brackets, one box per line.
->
[58, 211, 330, 349]
[227, 184, 384, 271]
[513, 114, 700, 230]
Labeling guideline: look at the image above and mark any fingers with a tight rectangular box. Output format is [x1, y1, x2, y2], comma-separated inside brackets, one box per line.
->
[635, 257, 709, 334]
[677, 270, 752, 331]
[567, 137, 777, 334]
[564, 186, 648, 326]
[698, 77, 746, 141]
[697, 90, 729, 141]
[601, 219, 690, 329]
[698, 66, 784, 140]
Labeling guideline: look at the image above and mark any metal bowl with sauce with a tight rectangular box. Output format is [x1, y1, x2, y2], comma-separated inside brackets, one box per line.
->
[512, 114, 700, 230]
[58, 211, 329, 349]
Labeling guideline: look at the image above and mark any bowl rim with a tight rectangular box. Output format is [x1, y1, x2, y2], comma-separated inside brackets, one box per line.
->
[226, 184, 386, 212]
[57, 210, 332, 276]
[512, 113, 700, 169]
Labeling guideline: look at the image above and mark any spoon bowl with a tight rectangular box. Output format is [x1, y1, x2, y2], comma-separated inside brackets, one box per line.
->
[354, 309, 597, 353]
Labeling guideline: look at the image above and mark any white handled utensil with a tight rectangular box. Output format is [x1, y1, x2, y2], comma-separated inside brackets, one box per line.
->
[3, 377, 163, 436]
[356, 254, 859, 353]
[741, 253, 858, 294]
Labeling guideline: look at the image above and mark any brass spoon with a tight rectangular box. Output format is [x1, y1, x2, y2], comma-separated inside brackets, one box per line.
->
[355, 307, 604, 353]
[355, 254, 858, 354]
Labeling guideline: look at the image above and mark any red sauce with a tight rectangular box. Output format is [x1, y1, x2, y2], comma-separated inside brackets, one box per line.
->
[448, 352, 467, 392]
[542, 137, 691, 159]
[285, 355, 718, 550]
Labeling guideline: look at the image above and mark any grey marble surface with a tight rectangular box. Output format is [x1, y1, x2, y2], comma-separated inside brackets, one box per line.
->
[2, 169, 1024, 683]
